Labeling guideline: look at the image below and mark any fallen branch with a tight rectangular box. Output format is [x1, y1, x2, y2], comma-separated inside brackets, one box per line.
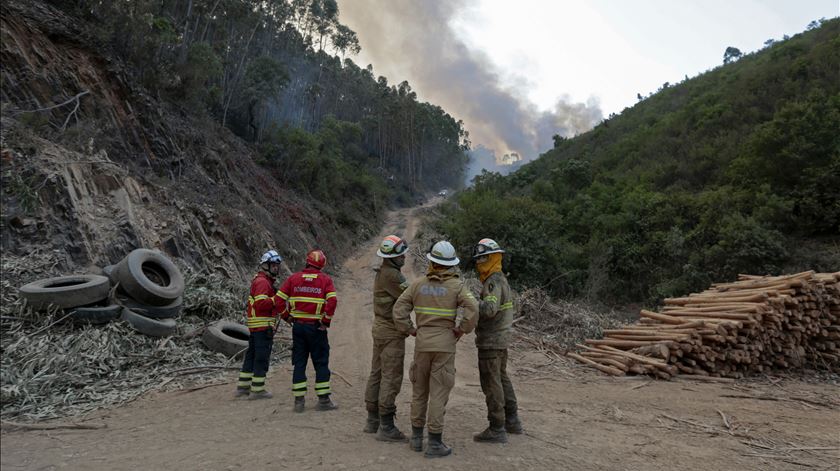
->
[717, 409, 733, 435]
[332, 370, 353, 387]
[1, 420, 106, 431]
[524, 431, 568, 449]
[629, 380, 653, 390]
[175, 381, 230, 395]
[660, 414, 716, 431]
[167, 365, 240, 375]
[566, 352, 623, 376]
[719, 394, 833, 408]
[676, 375, 735, 383]
[11, 91, 90, 115]
[60, 92, 83, 131]
[29, 311, 76, 337]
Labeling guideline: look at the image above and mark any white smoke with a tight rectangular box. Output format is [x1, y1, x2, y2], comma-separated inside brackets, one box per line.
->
[338, 0, 603, 178]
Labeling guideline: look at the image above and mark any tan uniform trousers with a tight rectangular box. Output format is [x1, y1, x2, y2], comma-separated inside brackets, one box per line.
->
[364, 337, 406, 416]
[409, 351, 455, 434]
[478, 349, 518, 427]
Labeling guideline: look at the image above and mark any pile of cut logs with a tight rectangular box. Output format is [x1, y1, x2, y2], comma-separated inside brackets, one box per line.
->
[569, 271, 840, 379]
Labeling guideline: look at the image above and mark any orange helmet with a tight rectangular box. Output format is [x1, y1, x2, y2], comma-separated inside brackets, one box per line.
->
[306, 249, 327, 270]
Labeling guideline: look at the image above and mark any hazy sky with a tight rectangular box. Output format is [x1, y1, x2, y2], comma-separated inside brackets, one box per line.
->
[452, 0, 838, 115]
[339, 1, 837, 162]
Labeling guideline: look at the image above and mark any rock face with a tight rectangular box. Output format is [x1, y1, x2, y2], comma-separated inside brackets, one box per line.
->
[0, 1, 352, 284]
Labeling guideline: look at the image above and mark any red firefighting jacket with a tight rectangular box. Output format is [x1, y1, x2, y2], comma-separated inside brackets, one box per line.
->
[277, 267, 338, 326]
[245, 271, 279, 332]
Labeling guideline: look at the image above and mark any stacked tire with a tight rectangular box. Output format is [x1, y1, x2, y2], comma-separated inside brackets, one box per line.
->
[18, 249, 185, 338]
[19, 274, 119, 324]
[113, 249, 184, 337]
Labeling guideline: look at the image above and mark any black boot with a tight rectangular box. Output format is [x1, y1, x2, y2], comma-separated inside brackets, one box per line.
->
[424, 432, 452, 458]
[409, 426, 424, 452]
[376, 413, 407, 442]
[316, 394, 337, 411]
[505, 413, 523, 434]
[473, 423, 508, 443]
[293, 396, 305, 413]
[363, 410, 379, 433]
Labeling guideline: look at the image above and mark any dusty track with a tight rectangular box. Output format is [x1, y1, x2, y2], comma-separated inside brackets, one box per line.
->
[2, 202, 839, 470]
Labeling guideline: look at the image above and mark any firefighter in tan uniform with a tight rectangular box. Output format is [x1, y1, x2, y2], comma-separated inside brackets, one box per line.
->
[471, 238, 522, 444]
[393, 240, 478, 458]
[363, 235, 411, 441]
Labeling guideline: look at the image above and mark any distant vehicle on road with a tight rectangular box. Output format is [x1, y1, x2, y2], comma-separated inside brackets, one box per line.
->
[438, 190, 448, 197]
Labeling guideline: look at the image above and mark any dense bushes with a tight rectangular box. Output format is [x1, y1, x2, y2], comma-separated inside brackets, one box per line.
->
[435, 19, 840, 304]
[259, 117, 390, 231]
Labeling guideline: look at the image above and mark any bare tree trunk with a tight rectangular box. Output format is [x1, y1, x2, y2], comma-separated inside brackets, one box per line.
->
[178, 0, 194, 63]
[200, 0, 223, 42]
[222, 20, 260, 127]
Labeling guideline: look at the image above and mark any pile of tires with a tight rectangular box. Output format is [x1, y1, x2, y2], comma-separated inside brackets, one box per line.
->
[19, 248, 185, 338]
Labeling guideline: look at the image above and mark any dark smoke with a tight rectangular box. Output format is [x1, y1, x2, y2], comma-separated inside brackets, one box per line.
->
[338, 0, 603, 181]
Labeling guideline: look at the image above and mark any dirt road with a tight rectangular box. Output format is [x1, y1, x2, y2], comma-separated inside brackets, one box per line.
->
[2, 203, 839, 470]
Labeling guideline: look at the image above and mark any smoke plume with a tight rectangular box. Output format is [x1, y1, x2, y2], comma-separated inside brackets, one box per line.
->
[338, 0, 603, 181]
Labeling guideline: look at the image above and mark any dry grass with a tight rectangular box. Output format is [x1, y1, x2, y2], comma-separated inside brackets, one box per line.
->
[515, 287, 624, 349]
[0, 253, 287, 422]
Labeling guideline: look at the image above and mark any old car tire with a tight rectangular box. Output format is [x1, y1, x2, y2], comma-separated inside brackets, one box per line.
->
[115, 249, 184, 306]
[103, 264, 118, 285]
[202, 320, 250, 358]
[67, 304, 122, 324]
[120, 308, 177, 337]
[19, 275, 110, 311]
[117, 295, 183, 319]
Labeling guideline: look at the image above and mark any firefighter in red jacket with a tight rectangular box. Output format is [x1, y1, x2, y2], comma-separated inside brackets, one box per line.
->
[277, 249, 338, 412]
[236, 250, 283, 399]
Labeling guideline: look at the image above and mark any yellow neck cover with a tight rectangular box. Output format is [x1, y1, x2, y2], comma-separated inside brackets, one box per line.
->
[477, 252, 502, 282]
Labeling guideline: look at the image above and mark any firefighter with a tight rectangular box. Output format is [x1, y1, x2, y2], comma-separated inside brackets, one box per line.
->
[393, 240, 478, 458]
[471, 238, 522, 442]
[236, 249, 283, 399]
[364, 235, 410, 441]
[277, 249, 338, 412]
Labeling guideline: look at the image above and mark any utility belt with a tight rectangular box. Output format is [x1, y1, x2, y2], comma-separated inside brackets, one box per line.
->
[290, 318, 321, 325]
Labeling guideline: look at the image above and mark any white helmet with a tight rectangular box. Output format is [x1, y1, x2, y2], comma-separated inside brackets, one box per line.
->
[377, 235, 408, 258]
[260, 249, 283, 265]
[473, 238, 505, 258]
[426, 240, 459, 266]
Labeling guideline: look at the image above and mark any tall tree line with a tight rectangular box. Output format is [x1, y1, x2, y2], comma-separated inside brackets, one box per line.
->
[57, 0, 468, 190]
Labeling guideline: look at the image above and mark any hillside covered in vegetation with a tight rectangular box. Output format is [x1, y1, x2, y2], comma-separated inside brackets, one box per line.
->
[1, 0, 469, 281]
[32, 0, 469, 229]
[436, 18, 840, 304]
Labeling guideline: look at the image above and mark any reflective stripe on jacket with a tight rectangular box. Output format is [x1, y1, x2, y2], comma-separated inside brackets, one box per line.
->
[277, 268, 338, 325]
[475, 271, 515, 349]
[393, 266, 478, 353]
[245, 271, 279, 332]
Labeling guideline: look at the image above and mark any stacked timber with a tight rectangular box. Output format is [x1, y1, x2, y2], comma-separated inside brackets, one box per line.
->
[569, 271, 840, 379]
